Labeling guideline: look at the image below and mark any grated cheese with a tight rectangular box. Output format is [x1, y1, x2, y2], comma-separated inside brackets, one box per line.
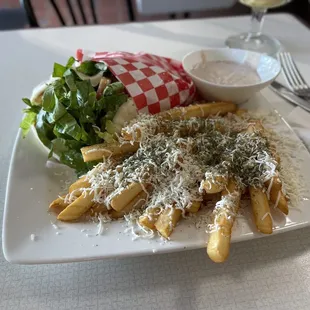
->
[81, 109, 306, 238]
[274, 191, 281, 210]
[261, 212, 273, 222]
[96, 213, 112, 236]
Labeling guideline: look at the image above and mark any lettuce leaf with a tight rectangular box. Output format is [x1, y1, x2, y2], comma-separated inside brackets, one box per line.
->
[52, 63, 66, 78]
[51, 138, 96, 175]
[21, 56, 128, 175]
[53, 57, 76, 77]
[103, 82, 124, 96]
[35, 110, 55, 148]
[42, 85, 56, 112]
[54, 113, 82, 141]
[76, 60, 107, 76]
[20, 111, 37, 137]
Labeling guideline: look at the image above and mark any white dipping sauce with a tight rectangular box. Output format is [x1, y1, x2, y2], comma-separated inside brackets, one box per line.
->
[191, 60, 261, 86]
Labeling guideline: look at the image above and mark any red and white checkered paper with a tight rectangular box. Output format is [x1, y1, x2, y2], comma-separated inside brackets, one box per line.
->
[76, 49, 196, 114]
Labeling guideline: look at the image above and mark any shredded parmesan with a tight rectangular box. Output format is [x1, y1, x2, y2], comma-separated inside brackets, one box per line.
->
[261, 212, 273, 222]
[96, 213, 111, 235]
[79, 109, 306, 238]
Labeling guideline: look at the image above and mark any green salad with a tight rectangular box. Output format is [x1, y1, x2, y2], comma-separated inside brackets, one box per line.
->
[21, 57, 129, 175]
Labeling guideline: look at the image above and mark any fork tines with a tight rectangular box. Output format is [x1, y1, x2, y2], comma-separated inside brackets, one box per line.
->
[278, 52, 310, 96]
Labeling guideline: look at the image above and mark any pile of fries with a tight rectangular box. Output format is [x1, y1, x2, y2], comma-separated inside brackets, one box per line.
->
[50, 102, 289, 263]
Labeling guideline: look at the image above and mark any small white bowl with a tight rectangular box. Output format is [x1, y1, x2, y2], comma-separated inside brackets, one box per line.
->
[182, 48, 281, 103]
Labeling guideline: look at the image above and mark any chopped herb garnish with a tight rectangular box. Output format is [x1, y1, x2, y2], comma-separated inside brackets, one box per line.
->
[87, 114, 278, 214]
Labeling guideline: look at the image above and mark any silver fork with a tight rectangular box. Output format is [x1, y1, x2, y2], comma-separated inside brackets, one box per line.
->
[278, 52, 310, 97]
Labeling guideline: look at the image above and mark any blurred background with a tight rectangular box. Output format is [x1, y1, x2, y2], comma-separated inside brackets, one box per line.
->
[0, 0, 309, 30]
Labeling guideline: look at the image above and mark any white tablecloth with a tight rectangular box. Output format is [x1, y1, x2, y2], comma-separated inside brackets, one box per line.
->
[1, 13, 310, 310]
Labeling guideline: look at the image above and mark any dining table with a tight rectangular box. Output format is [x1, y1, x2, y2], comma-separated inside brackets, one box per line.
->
[1, 13, 310, 310]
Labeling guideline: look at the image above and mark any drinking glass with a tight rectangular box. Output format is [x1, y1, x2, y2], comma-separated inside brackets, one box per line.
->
[226, 0, 292, 55]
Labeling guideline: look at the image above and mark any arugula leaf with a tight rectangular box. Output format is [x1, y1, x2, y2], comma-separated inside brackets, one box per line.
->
[42, 85, 56, 112]
[52, 63, 66, 78]
[54, 113, 82, 141]
[20, 111, 37, 137]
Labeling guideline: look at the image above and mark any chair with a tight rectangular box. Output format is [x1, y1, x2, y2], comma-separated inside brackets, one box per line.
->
[135, 0, 236, 18]
[0, 8, 28, 30]
[20, 0, 136, 27]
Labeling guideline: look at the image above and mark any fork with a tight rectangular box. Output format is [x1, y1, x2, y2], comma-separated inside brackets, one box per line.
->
[278, 52, 310, 97]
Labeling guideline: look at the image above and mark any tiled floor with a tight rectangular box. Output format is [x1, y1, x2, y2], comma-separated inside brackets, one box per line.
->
[0, 0, 249, 28]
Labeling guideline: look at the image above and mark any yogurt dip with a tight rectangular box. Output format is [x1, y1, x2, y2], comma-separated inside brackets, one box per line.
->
[191, 60, 261, 86]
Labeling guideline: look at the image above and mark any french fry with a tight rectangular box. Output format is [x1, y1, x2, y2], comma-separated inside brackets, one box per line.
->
[234, 109, 248, 117]
[247, 120, 286, 221]
[110, 191, 148, 219]
[202, 175, 228, 194]
[121, 129, 142, 142]
[158, 102, 237, 121]
[249, 186, 273, 234]
[186, 201, 201, 213]
[271, 149, 281, 165]
[87, 203, 108, 217]
[247, 119, 264, 134]
[247, 120, 281, 164]
[49, 196, 69, 213]
[154, 207, 182, 238]
[121, 102, 236, 141]
[246, 120, 273, 234]
[57, 191, 94, 221]
[139, 207, 161, 229]
[122, 119, 224, 142]
[69, 176, 90, 193]
[110, 182, 144, 212]
[81, 142, 139, 162]
[207, 179, 241, 263]
[265, 177, 288, 215]
[203, 193, 221, 202]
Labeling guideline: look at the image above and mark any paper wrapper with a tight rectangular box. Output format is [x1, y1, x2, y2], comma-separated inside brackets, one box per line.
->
[76, 49, 196, 114]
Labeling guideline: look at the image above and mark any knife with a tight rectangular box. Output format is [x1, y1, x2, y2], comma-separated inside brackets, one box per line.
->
[270, 81, 310, 112]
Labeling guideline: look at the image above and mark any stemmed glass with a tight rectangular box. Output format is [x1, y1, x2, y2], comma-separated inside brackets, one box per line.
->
[226, 0, 292, 56]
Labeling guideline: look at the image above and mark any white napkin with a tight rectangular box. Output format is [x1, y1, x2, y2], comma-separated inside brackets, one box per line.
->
[286, 107, 310, 150]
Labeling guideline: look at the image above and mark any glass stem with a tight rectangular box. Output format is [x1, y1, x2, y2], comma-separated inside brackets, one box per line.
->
[248, 8, 267, 38]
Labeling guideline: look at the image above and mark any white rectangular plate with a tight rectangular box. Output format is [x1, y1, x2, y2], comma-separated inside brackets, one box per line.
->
[3, 94, 310, 264]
